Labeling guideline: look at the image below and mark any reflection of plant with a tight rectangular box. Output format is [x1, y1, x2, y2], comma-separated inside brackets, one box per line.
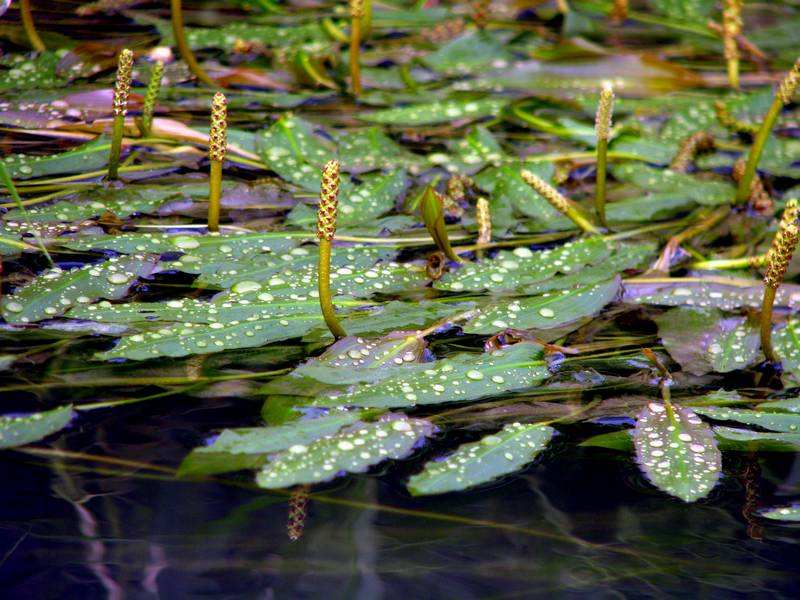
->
[317, 160, 347, 340]
[207, 92, 227, 233]
[107, 48, 133, 181]
[761, 199, 799, 363]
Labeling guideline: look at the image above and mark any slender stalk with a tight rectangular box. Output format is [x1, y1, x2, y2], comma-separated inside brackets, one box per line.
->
[317, 160, 347, 340]
[107, 48, 133, 181]
[20, 0, 45, 52]
[690, 254, 766, 270]
[0, 163, 53, 266]
[349, 0, 363, 97]
[594, 82, 614, 228]
[170, 0, 217, 87]
[735, 57, 800, 204]
[138, 61, 164, 137]
[520, 169, 601, 234]
[475, 197, 491, 259]
[207, 91, 227, 233]
[760, 199, 799, 363]
[722, 0, 742, 90]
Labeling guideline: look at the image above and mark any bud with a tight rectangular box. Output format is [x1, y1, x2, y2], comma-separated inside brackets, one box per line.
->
[764, 199, 800, 289]
[287, 486, 309, 541]
[732, 158, 772, 214]
[777, 57, 800, 105]
[520, 169, 570, 214]
[595, 82, 614, 142]
[317, 160, 340, 241]
[209, 91, 228, 163]
[476, 197, 491, 246]
[349, 0, 364, 18]
[112, 49, 134, 117]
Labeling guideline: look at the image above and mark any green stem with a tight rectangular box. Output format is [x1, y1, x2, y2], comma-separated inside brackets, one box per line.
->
[107, 114, 125, 180]
[595, 137, 609, 228]
[208, 159, 222, 232]
[318, 238, 347, 340]
[170, 0, 217, 88]
[735, 98, 783, 204]
[20, 0, 45, 52]
[0, 162, 53, 265]
[760, 286, 778, 363]
[321, 18, 349, 42]
[690, 255, 766, 270]
[349, 13, 362, 96]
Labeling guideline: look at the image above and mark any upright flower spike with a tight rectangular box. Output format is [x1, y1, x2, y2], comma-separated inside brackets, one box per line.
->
[107, 48, 133, 181]
[349, 0, 363, 96]
[736, 57, 800, 204]
[207, 91, 227, 233]
[670, 131, 715, 173]
[138, 61, 164, 137]
[475, 197, 491, 260]
[594, 82, 614, 228]
[760, 199, 800, 363]
[520, 169, 601, 235]
[722, 0, 743, 89]
[287, 486, 310, 541]
[317, 160, 347, 340]
[20, 0, 45, 52]
[170, 0, 217, 88]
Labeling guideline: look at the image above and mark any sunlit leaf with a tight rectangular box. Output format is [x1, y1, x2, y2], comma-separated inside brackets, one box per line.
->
[257, 115, 334, 190]
[255, 415, 435, 488]
[0, 405, 74, 448]
[624, 278, 800, 311]
[407, 422, 554, 495]
[633, 401, 721, 502]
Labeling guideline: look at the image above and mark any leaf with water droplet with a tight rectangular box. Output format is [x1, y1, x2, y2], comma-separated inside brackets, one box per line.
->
[464, 278, 620, 334]
[761, 505, 800, 522]
[694, 406, 800, 433]
[0, 136, 109, 181]
[337, 128, 421, 174]
[624, 278, 800, 311]
[713, 426, 800, 449]
[655, 308, 760, 376]
[771, 319, 800, 383]
[612, 162, 734, 207]
[360, 97, 508, 126]
[1, 255, 158, 324]
[0, 405, 73, 449]
[255, 414, 435, 488]
[758, 397, 800, 414]
[408, 422, 554, 495]
[633, 401, 721, 502]
[446, 125, 506, 174]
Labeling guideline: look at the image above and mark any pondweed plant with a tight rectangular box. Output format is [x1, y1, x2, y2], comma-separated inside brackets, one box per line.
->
[137, 61, 164, 138]
[670, 131, 715, 173]
[760, 199, 799, 363]
[106, 48, 133, 181]
[722, 0, 742, 89]
[349, 0, 364, 96]
[421, 184, 463, 262]
[207, 91, 227, 233]
[170, 0, 216, 87]
[594, 82, 614, 228]
[317, 159, 347, 340]
[520, 169, 601, 234]
[735, 57, 800, 204]
[20, 0, 45, 52]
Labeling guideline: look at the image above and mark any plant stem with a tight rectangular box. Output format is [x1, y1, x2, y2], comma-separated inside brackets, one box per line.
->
[208, 160, 222, 232]
[317, 160, 347, 340]
[318, 238, 346, 339]
[760, 286, 778, 363]
[20, 0, 45, 52]
[207, 91, 227, 233]
[170, 0, 217, 88]
[0, 162, 53, 266]
[690, 255, 766, 270]
[349, 0, 363, 96]
[595, 137, 609, 227]
[107, 114, 125, 180]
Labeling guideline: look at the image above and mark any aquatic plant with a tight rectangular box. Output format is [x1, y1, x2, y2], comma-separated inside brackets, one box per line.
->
[106, 48, 133, 181]
[207, 91, 227, 233]
[520, 169, 601, 234]
[722, 0, 742, 89]
[348, 0, 363, 96]
[19, 0, 45, 51]
[594, 82, 614, 228]
[316, 159, 347, 340]
[170, 0, 216, 87]
[137, 60, 164, 137]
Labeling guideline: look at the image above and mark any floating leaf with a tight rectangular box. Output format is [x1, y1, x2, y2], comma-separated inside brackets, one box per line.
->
[0, 137, 109, 181]
[612, 163, 734, 207]
[0, 405, 74, 448]
[771, 319, 800, 382]
[337, 128, 421, 174]
[1, 255, 158, 324]
[464, 278, 620, 334]
[408, 422, 554, 495]
[360, 97, 507, 126]
[655, 308, 760, 375]
[633, 401, 721, 502]
[0, 52, 68, 92]
[624, 278, 800, 311]
[694, 407, 800, 433]
[759, 398, 800, 414]
[761, 505, 800, 522]
[713, 426, 800, 448]
[315, 343, 549, 409]
[424, 31, 513, 75]
[445, 126, 506, 174]
[255, 415, 435, 488]
[257, 115, 334, 190]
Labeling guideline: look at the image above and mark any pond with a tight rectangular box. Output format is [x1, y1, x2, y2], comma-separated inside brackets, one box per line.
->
[1, 0, 800, 597]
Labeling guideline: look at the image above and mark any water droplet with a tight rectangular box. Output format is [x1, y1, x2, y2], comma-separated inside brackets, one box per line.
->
[466, 370, 484, 380]
[538, 307, 555, 318]
[232, 280, 261, 294]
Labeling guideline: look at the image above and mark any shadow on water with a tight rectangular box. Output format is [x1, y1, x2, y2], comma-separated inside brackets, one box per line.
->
[0, 397, 799, 599]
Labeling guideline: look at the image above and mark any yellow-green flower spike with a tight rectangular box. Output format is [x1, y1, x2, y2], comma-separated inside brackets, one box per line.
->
[316, 160, 347, 340]
[476, 197, 491, 246]
[670, 131, 715, 173]
[595, 82, 614, 142]
[520, 169, 601, 234]
[139, 61, 164, 137]
[207, 91, 227, 232]
[777, 57, 800, 105]
[594, 82, 614, 228]
[107, 48, 134, 180]
[722, 0, 742, 89]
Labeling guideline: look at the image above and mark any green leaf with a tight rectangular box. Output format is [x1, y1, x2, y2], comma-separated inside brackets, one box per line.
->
[424, 31, 513, 75]
[771, 319, 800, 383]
[633, 401, 721, 502]
[0, 137, 109, 181]
[255, 415, 435, 488]
[360, 97, 507, 126]
[435, 237, 614, 292]
[694, 406, 800, 433]
[178, 411, 366, 477]
[445, 126, 506, 175]
[612, 163, 734, 207]
[648, 0, 715, 21]
[713, 426, 800, 448]
[421, 184, 461, 262]
[0, 52, 69, 92]
[315, 343, 549, 409]
[463, 278, 620, 334]
[1, 255, 159, 324]
[655, 308, 761, 375]
[0, 405, 73, 448]
[257, 115, 335, 190]
[759, 398, 800, 413]
[624, 278, 800, 311]
[337, 128, 421, 174]
[761, 505, 800, 522]
[407, 422, 554, 495]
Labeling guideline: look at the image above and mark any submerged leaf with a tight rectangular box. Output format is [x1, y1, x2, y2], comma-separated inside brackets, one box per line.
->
[0, 405, 74, 448]
[255, 415, 435, 488]
[408, 422, 554, 495]
[633, 401, 721, 502]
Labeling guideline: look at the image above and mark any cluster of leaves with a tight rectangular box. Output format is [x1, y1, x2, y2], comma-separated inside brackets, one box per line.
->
[3, 0, 800, 522]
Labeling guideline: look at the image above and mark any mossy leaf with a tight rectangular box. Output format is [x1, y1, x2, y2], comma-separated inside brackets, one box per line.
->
[408, 422, 554, 495]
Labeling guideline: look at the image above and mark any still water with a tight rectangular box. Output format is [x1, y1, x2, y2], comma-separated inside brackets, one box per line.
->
[1, 398, 798, 599]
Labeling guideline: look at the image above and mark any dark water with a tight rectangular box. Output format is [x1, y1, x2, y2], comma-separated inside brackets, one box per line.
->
[1, 397, 799, 599]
